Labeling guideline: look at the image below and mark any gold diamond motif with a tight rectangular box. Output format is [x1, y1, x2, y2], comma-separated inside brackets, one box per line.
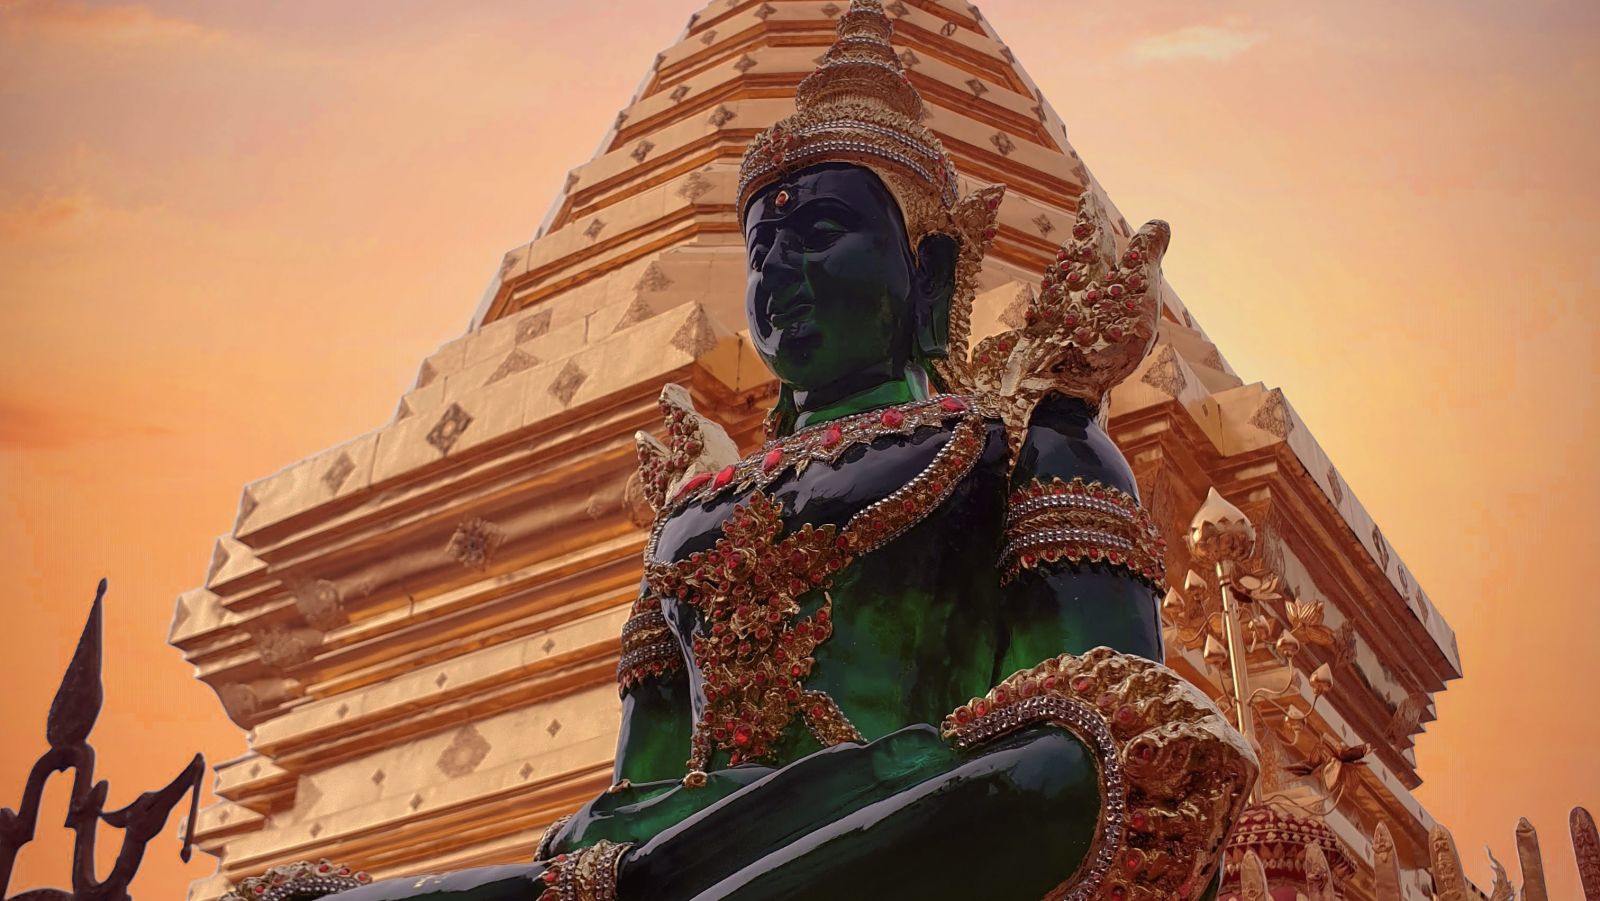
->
[322, 452, 355, 494]
[486, 348, 538, 384]
[678, 170, 714, 202]
[516, 309, 553, 343]
[548, 360, 588, 407]
[425, 403, 473, 455]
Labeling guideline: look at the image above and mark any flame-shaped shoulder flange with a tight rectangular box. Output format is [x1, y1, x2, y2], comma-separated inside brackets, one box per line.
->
[966, 193, 1170, 454]
[634, 383, 740, 516]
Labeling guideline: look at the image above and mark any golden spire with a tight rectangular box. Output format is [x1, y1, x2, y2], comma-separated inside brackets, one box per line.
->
[1516, 816, 1550, 901]
[1238, 849, 1270, 901]
[737, 0, 960, 244]
[1428, 824, 1472, 901]
[1304, 842, 1334, 901]
[1372, 821, 1403, 901]
[1574, 807, 1600, 901]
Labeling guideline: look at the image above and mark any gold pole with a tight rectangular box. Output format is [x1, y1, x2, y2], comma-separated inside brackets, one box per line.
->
[1217, 566, 1255, 743]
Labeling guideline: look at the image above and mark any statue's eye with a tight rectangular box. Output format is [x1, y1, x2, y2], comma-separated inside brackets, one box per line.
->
[804, 219, 846, 248]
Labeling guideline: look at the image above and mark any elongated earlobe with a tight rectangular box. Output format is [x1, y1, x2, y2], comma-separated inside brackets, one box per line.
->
[913, 234, 959, 361]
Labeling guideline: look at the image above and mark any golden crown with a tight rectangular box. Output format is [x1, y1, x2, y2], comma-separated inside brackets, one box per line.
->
[738, 0, 1005, 395]
[737, 0, 961, 245]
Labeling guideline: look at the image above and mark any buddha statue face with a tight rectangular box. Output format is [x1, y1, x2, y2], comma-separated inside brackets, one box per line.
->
[744, 164, 956, 409]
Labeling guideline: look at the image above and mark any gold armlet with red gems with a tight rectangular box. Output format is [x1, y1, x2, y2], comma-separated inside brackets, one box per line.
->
[941, 648, 1257, 901]
[1000, 477, 1166, 586]
[617, 593, 680, 695]
[220, 860, 373, 900]
[539, 840, 632, 901]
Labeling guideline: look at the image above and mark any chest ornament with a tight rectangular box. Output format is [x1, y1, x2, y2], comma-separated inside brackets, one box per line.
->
[667, 394, 992, 511]
[646, 413, 987, 775]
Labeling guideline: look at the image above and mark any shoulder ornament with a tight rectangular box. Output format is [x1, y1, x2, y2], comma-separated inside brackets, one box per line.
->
[960, 194, 1170, 454]
[634, 384, 740, 518]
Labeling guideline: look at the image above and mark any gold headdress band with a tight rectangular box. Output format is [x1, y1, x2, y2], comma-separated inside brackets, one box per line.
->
[738, 0, 1005, 392]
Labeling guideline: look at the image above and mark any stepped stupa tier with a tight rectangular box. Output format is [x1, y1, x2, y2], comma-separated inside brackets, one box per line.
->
[170, 2, 1462, 899]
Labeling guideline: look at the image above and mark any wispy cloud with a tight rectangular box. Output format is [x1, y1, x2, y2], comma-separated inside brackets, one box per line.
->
[0, 396, 173, 451]
[0, 0, 220, 44]
[1129, 25, 1264, 63]
[0, 192, 92, 236]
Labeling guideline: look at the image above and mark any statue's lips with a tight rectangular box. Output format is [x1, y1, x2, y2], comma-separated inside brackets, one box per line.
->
[767, 303, 814, 330]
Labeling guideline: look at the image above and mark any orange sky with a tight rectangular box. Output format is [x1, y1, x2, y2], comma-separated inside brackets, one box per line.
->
[1, 1, 1596, 898]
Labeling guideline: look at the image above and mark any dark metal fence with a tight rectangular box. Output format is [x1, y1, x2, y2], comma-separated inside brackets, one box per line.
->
[0, 580, 204, 901]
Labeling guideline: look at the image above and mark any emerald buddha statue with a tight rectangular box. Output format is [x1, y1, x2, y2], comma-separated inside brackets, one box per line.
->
[249, 4, 1256, 900]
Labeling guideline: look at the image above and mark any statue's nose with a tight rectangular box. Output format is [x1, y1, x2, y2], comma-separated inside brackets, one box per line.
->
[758, 236, 804, 306]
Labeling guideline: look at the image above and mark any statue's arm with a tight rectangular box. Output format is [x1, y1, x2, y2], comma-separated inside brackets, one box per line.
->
[966, 195, 1174, 671]
[997, 393, 1166, 672]
[612, 583, 693, 784]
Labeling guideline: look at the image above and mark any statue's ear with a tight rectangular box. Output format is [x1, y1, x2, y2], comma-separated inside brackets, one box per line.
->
[912, 232, 959, 360]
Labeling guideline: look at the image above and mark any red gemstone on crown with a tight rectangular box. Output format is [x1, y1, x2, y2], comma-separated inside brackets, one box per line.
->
[763, 448, 784, 472]
[880, 408, 905, 428]
[940, 396, 966, 413]
[714, 465, 735, 489]
[822, 424, 843, 448]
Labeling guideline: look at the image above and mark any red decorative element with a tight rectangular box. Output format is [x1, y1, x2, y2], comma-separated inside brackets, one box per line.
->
[822, 423, 843, 448]
[1222, 805, 1358, 891]
[676, 472, 712, 499]
[880, 408, 906, 428]
[714, 465, 736, 489]
[940, 396, 966, 413]
[763, 448, 784, 472]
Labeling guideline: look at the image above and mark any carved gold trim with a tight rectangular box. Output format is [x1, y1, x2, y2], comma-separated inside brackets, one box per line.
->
[941, 648, 1257, 901]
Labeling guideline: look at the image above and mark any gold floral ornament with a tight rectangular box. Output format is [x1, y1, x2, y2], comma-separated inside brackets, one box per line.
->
[968, 194, 1170, 450]
[221, 859, 372, 900]
[649, 491, 855, 772]
[736, 0, 1004, 397]
[941, 647, 1257, 901]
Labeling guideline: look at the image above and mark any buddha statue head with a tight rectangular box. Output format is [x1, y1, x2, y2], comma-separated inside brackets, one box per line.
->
[738, 0, 1003, 434]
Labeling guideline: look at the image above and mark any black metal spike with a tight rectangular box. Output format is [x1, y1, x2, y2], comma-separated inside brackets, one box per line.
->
[46, 580, 106, 750]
